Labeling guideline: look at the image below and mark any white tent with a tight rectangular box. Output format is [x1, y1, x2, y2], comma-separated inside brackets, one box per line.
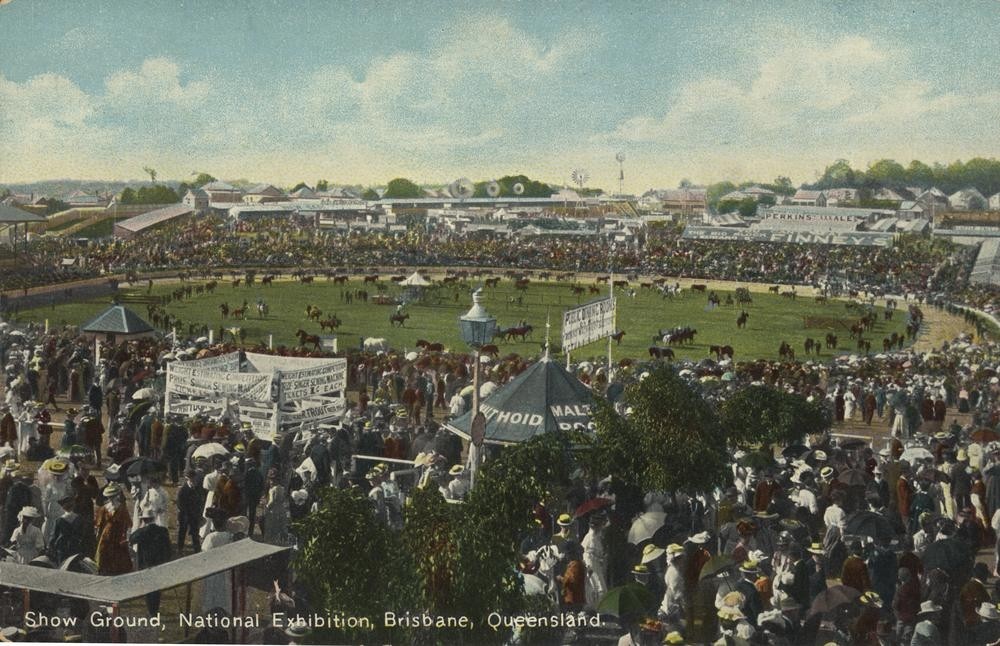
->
[400, 271, 431, 286]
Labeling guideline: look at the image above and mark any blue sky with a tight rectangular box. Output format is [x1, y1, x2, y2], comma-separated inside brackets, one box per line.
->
[2, 0, 999, 190]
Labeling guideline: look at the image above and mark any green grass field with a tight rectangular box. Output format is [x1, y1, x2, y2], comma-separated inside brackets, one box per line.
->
[16, 279, 911, 362]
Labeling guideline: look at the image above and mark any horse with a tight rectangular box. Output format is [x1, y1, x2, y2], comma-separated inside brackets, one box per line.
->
[595, 275, 610, 284]
[778, 341, 796, 361]
[825, 333, 838, 349]
[610, 330, 626, 345]
[736, 311, 749, 329]
[690, 284, 707, 293]
[232, 278, 241, 288]
[256, 302, 268, 319]
[571, 286, 585, 296]
[768, 285, 780, 293]
[612, 280, 629, 288]
[415, 339, 444, 353]
[648, 346, 674, 360]
[296, 329, 321, 350]
[503, 325, 533, 342]
[363, 275, 379, 284]
[709, 344, 734, 360]
[589, 286, 601, 295]
[318, 317, 341, 332]
[389, 313, 410, 327]
[805, 338, 815, 355]
[333, 275, 349, 284]
[814, 295, 827, 304]
[479, 344, 500, 358]
[219, 303, 229, 319]
[307, 307, 322, 322]
[514, 279, 530, 291]
[484, 277, 500, 288]
[230, 306, 247, 320]
[261, 275, 274, 286]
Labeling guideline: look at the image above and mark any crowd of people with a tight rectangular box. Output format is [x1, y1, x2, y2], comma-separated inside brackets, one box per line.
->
[3, 216, 990, 314]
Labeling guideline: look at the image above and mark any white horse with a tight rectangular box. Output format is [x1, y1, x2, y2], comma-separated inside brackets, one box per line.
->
[363, 337, 388, 353]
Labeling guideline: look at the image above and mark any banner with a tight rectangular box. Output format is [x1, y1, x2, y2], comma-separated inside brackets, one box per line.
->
[166, 370, 270, 399]
[278, 359, 347, 403]
[169, 352, 241, 374]
[562, 297, 616, 352]
[681, 226, 894, 247]
[279, 398, 347, 424]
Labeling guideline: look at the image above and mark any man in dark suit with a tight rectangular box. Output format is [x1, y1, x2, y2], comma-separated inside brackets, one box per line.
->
[176, 469, 203, 553]
[49, 495, 84, 563]
[129, 510, 172, 614]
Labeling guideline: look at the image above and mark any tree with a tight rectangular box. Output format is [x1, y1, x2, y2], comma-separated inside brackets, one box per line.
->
[361, 188, 379, 200]
[815, 159, 856, 189]
[588, 367, 727, 494]
[295, 487, 416, 644]
[142, 166, 157, 183]
[41, 198, 70, 215]
[118, 187, 137, 204]
[864, 159, 907, 188]
[190, 172, 216, 187]
[383, 178, 424, 199]
[706, 181, 737, 208]
[772, 176, 795, 195]
[678, 178, 693, 188]
[290, 182, 310, 193]
[906, 160, 934, 189]
[720, 385, 830, 449]
[316, 179, 329, 192]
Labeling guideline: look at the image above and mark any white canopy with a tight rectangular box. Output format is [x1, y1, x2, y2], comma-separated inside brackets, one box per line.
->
[400, 271, 431, 286]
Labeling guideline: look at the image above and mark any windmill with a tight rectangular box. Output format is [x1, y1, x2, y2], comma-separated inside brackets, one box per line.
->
[570, 169, 588, 213]
[448, 177, 475, 201]
[616, 151, 626, 195]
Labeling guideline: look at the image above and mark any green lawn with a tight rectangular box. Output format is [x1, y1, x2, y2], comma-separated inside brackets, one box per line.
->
[16, 279, 911, 362]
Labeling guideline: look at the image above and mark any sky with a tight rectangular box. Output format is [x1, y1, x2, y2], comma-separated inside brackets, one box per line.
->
[2, 0, 1000, 191]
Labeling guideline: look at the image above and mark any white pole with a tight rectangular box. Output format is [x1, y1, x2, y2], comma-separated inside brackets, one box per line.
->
[470, 349, 481, 490]
[268, 334, 273, 350]
[208, 329, 214, 345]
[608, 271, 614, 379]
[44, 319, 49, 334]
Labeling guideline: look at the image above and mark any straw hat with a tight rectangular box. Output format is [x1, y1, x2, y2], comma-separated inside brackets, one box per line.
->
[687, 531, 711, 544]
[46, 459, 69, 474]
[449, 465, 465, 476]
[918, 600, 943, 615]
[556, 513, 573, 527]
[17, 506, 39, 520]
[718, 606, 746, 621]
[642, 544, 666, 563]
[807, 542, 824, 555]
[102, 484, 122, 498]
[860, 591, 883, 609]
[977, 602, 1000, 621]
[739, 560, 761, 574]
[663, 631, 685, 645]
[665, 543, 684, 556]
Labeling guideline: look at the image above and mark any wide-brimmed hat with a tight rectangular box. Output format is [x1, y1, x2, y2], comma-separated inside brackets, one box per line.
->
[632, 564, 649, 576]
[17, 506, 40, 520]
[665, 543, 684, 557]
[812, 450, 827, 461]
[918, 600, 943, 615]
[739, 560, 761, 574]
[642, 544, 665, 563]
[283, 619, 309, 639]
[448, 465, 465, 476]
[978, 603, 1000, 620]
[753, 510, 778, 521]
[687, 530, 711, 544]
[102, 484, 122, 498]
[807, 542, 824, 555]
[556, 513, 573, 527]
[717, 606, 745, 621]
[290, 489, 308, 503]
[663, 631, 685, 645]
[46, 459, 69, 474]
[860, 591, 883, 609]
[820, 466, 835, 479]
[225, 516, 250, 534]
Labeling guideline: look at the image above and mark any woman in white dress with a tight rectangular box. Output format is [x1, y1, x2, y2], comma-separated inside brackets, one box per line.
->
[261, 471, 288, 545]
[9, 506, 44, 564]
[581, 513, 608, 610]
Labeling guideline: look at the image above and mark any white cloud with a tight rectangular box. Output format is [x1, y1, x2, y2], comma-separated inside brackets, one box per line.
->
[599, 35, 1000, 185]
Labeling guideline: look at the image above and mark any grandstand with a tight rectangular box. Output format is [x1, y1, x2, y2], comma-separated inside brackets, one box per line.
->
[113, 204, 195, 239]
[970, 238, 1000, 286]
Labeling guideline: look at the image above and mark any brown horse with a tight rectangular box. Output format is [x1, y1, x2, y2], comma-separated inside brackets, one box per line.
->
[571, 286, 585, 296]
[296, 329, 321, 350]
[588, 285, 601, 294]
[230, 306, 247, 320]
[479, 344, 500, 358]
[610, 330, 626, 345]
[318, 317, 341, 332]
[648, 346, 674, 360]
[709, 344, 734, 360]
[389, 313, 410, 327]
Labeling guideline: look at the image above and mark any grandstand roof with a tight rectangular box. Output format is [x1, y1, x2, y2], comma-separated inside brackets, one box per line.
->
[0, 204, 46, 223]
[115, 204, 193, 234]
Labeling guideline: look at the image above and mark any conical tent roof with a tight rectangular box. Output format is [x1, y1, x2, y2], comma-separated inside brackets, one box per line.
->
[400, 271, 431, 286]
[81, 305, 154, 335]
[447, 356, 593, 445]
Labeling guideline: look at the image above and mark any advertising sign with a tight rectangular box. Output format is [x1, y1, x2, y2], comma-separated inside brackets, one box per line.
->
[561, 297, 616, 352]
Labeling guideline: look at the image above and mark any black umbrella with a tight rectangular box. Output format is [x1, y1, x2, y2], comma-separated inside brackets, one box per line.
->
[781, 444, 810, 459]
[123, 456, 165, 478]
[127, 400, 154, 424]
[837, 469, 868, 487]
[922, 538, 972, 578]
[844, 510, 893, 541]
[808, 584, 861, 617]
